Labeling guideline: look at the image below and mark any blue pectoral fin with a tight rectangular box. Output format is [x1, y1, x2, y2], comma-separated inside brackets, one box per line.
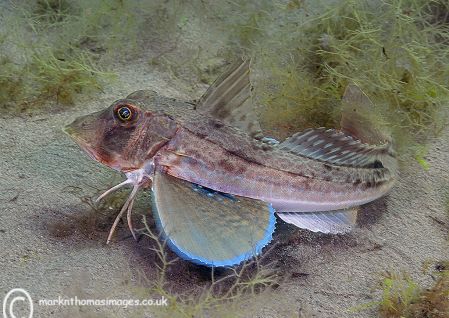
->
[151, 171, 276, 267]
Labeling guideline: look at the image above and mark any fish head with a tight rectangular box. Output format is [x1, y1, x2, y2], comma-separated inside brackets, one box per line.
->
[64, 100, 177, 172]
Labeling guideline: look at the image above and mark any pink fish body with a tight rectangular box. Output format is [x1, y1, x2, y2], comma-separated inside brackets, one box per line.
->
[65, 59, 397, 266]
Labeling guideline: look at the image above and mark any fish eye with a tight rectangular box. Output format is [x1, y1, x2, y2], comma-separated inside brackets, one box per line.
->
[117, 106, 132, 121]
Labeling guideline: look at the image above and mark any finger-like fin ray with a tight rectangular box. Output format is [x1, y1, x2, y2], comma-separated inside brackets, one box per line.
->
[106, 184, 140, 244]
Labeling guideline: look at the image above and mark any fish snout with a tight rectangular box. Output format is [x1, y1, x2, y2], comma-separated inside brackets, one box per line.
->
[63, 113, 101, 141]
[63, 121, 76, 137]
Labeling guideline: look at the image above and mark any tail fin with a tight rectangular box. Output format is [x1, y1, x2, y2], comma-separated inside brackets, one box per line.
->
[341, 85, 390, 145]
[340, 84, 397, 173]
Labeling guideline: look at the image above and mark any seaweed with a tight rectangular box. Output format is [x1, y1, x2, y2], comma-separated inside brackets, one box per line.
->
[3, 0, 448, 149]
[223, 1, 277, 50]
[0, 48, 113, 111]
[60, 183, 287, 317]
[126, 217, 283, 318]
[0, 57, 28, 109]
[33, 0, 72, 23]
[0, 0, 217, 111]
[245, 0, 449, 161]
[414, 145, 431, 171]
[359, 262, 449, 318]
[134, 0, 448, 161]
[0, 0, 150, 111]
[409, 275, 449, 318]
[377, 271, 421, 317]
[29, 50, 112, 105]
[408, 262, 449, 318]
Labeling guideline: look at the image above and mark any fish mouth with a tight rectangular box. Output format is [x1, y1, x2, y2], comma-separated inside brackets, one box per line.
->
[62, 123, 74, 136]
[63, 123, 113, 167]
[64, 126, 139, 172]
[63, 120, 141, 172]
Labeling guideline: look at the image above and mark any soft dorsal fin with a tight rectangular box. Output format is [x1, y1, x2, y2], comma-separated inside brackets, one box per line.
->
[278, 84, 397, 170]
[195, 58, 262, 137]
[277, 208, 358, 234]
[278, 128, 392, 169]
[341, 84, 391, 145]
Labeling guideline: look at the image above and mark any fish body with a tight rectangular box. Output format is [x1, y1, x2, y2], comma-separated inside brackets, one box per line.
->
[156, 115, 395, 213]
[124, 91, 396, 211]
[65, 59, 397, 266]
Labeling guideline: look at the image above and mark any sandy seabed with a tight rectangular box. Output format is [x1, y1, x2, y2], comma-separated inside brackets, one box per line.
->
[0, 58, 448, 317]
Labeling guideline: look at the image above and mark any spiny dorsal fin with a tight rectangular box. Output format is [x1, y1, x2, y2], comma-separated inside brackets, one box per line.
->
[196, 58, 262, 137]
[278, 128, 393, 169]
[277, 208, 358, 234]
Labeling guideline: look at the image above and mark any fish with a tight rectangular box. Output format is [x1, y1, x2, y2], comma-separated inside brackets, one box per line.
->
[64, 58, 397, 267]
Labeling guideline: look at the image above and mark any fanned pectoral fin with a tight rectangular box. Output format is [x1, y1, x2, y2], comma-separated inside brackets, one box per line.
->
[277, 208, 358, 234]
[151, 171, 275, 267]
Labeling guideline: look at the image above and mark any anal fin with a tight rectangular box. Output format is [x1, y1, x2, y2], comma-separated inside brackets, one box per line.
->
[277, 208, 358, 234]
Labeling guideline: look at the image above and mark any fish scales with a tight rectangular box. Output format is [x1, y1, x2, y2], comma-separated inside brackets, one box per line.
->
[131, 92, 395, 189]
[65, 59, 398, 266]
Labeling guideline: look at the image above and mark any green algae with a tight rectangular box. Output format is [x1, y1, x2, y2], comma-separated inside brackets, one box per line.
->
[377, 271, 421, 317]
[376, 264, 449, 318]
[126, 217, 282, 318]
[33, 0, 72, 23]
[0, 1, 129, 111]
[139, 0, 449, 163]
[3, 1, 448, 316]
[248, 1, 449, 155]
[29, 50, 109, 105]
[2, 0, 448, 148]
[354, 262, 449, 318]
